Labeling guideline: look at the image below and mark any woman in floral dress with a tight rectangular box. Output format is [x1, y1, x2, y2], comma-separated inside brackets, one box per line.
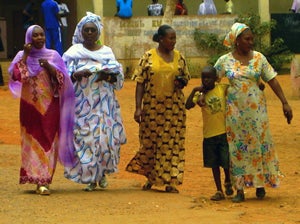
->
[214, 22, 293, 202]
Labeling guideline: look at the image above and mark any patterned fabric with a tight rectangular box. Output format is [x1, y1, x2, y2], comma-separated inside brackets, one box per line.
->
[225, 0, 234, 14]
[17, 62, 61, 185]
[126, 48, 190, 187]
[223, 22, 249, 48]
[201, 83, 228, 138]
[147, 3, 164, 16]
[63, 44, 126, 184]
[8, 25, 75, 185]
[214, 51, 280, 188]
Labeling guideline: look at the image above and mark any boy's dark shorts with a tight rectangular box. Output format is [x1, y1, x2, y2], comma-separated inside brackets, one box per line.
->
[203, 133, 229, 169]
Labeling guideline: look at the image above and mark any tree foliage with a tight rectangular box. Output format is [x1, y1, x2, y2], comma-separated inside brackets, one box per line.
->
[194, 13, 294, 71]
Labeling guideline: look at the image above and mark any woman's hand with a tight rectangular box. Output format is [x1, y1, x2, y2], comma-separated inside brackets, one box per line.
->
[22, 43, 32, 61]
[39, 59, 56, 77]
[96, 70, 109, 82]
[96, 70, 118, 83]
[134, 108, 142, 124]
[174, 75, 188, 89]
[39, 59, 50, 69]
[283, 103, 293, 124]
[72, 69, 92, 81]
[23, 43, 32, 55]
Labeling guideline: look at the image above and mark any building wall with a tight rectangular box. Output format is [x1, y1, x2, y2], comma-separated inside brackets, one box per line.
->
[0, 0, 295, 59]
[100, 0, 293, 17]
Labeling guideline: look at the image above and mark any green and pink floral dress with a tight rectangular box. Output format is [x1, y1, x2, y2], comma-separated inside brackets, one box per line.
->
[215, 51, 280, 189]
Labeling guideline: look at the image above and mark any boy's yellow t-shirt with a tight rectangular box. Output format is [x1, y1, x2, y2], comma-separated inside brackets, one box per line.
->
[201, 83, 229, 138]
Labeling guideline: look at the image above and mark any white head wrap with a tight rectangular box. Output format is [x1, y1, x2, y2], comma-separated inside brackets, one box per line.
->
[72, 12, 103, 45]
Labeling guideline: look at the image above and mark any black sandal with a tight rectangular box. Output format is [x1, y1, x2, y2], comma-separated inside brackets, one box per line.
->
[256, 187, 266, 199]
[224, 182, 234, 196]
[165, 186, 179, 193]
[142, 181, 152, 191]
[232, 190, 245, 203]
[210, 191, 225, 201]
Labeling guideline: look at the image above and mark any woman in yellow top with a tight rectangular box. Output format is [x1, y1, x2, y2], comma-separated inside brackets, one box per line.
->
[126, 24, 190, 193]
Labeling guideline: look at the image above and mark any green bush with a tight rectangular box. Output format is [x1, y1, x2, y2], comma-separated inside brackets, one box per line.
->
[194, 13, 294, 71]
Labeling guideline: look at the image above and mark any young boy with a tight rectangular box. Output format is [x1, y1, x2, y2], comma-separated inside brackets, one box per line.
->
[185, 65, 233, 201]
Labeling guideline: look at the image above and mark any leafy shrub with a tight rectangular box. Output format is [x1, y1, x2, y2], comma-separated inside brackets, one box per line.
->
[194, 13, 294, 71]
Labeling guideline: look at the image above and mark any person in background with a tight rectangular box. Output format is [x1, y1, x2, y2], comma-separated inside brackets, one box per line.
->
[8, 25, 75, 195]
[175, 0, 188, 15]
[126, 25, 190, 193]
[116, 0, 133, 18]
[224, 0, 234, 14]
[214, 22, 293, 203]
[41, 0, 63, 56]
[198, 0, 217, 15]
[290, 0, 300, 13]
[185, 66, 233, 201]
[56, 0, 70, 51]
[22, 0, 35, 30]
[147, 0, 164, 16]
[63, 12, 126, 192]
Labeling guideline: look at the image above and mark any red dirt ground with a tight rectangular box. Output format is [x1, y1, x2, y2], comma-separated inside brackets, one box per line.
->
[0, 73, 299, 224]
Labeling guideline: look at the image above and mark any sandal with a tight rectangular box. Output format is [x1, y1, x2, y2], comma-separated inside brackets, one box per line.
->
[84, 183, 97, 192]
[142, 181, 152, 191]
[256, 187, 266, 199]
[224, 182, 234, 196]
[210, 191, 225, 201]
[232, 190, 245, 203]
[36, 185, 50, 195]
[99, 176, 108, 188]
[165, 186, 179, 193]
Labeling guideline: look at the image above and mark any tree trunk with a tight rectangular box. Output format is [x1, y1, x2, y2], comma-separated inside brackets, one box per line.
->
[163, 0, 177, 25]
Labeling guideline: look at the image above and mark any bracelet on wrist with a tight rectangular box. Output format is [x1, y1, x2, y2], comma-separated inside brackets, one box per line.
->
[72, 73, 77, 80]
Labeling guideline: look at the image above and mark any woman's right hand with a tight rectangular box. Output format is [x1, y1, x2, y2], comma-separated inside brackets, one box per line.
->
[23, 43, 32, 55]
[283, 103, 293, 124]
[22, 43, 32, 61]
[73, 69, 92, 81]
[134, 108, 142, 124]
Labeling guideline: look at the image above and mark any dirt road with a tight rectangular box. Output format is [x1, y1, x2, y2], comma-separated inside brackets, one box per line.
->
[0, 75, 299, 224]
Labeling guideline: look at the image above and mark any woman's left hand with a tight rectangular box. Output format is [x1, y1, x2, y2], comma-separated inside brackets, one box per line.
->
[38, 59, 50, 69]
[283, 103, 293, 124]
[174, 76, 187, 89]
[39, 59, 56, 76]
[96, 70, 118, 83]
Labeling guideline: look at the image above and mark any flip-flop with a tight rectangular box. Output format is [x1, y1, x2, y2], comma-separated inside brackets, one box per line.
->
[36, 186, 50, 195]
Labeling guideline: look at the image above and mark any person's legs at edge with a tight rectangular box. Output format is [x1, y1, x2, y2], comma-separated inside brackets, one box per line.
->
[223, 168, 233, 196]
[210, 167, 225, 201]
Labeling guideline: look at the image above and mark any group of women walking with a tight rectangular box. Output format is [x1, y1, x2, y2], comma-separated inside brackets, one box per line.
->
[8, 11, 293, 203]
